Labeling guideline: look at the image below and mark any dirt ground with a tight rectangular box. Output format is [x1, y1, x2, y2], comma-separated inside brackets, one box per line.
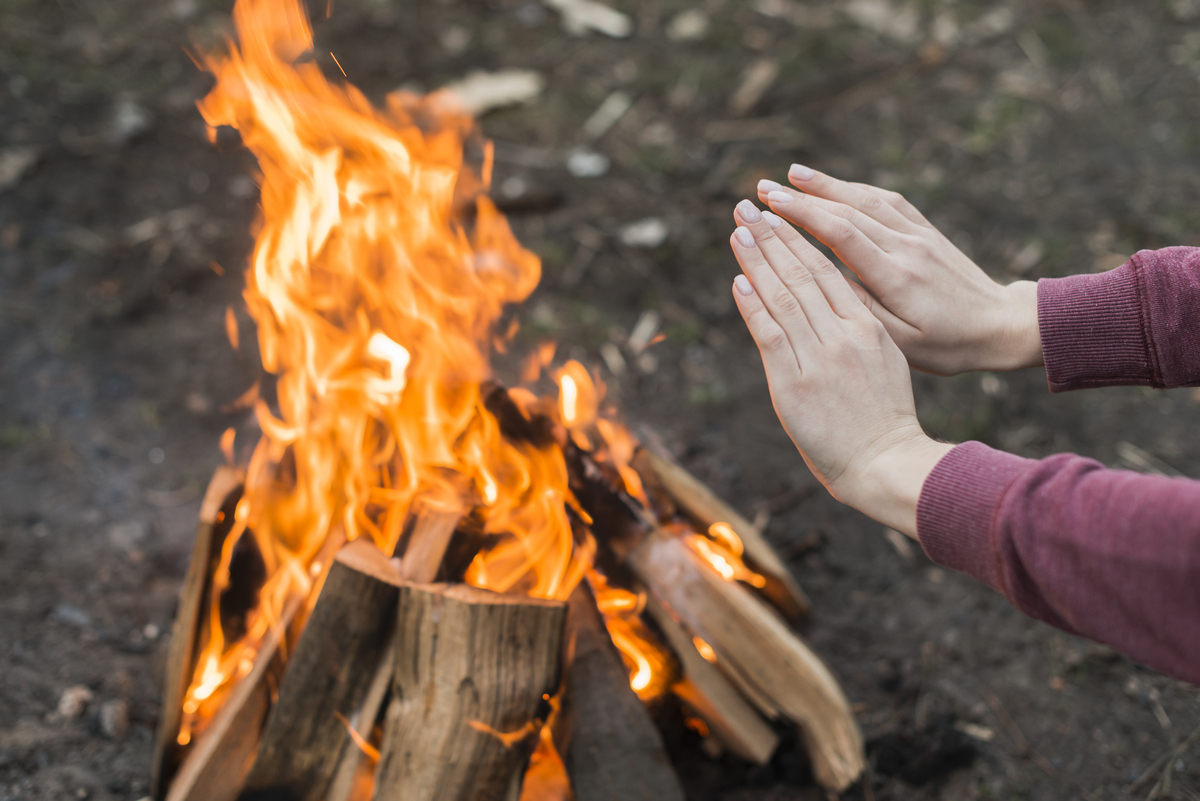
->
[2, 0, 1200, 799]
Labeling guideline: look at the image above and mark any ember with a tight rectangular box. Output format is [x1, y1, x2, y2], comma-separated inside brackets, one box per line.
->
[150, 0, 864, 798]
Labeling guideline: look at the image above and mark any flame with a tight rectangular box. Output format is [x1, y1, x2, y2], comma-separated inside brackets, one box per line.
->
[587, 566, 672, 701]
[178, 0, 589, 744]
[173, 0, 757, 789]
[686, 533, 767, 589]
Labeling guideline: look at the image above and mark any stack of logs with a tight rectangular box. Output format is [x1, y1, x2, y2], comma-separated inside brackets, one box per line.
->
[151, 409, 864, 801]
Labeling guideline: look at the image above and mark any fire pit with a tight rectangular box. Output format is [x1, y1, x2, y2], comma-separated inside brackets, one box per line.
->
[148, 1, 865, 798]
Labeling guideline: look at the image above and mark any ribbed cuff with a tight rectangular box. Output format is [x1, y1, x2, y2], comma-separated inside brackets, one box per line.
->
[916, 442, 1034, 595]
[1037, 259, 1156, 392]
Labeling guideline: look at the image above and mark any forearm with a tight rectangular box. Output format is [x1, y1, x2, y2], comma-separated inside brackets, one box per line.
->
[917, 442, 1200, 684]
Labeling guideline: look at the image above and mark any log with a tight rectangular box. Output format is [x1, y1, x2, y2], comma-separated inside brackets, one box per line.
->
[634, 445, 810, 619]
[644, 596, 779, 765]
[165, 530, 345, 801]
[152, 466, 243, 799]
[373, 583, 566, 801]
[628, 531, 864, 791]
[553, 584, 686, 801]
[165, 593, 302, 801]
[324, 506, 467, 801]
[241, 540, 403, 801]
[397, 502, 463, 582]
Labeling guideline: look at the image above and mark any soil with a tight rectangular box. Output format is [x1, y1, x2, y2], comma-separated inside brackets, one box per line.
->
[2, 0, 1200, 799]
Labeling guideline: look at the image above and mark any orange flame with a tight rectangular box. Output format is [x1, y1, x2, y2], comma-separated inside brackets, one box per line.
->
[179, 0, 588, 742]
[174, 0, 765, 785]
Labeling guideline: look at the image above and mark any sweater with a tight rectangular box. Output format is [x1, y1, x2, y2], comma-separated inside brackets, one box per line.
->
[917, 247, 1200, 684]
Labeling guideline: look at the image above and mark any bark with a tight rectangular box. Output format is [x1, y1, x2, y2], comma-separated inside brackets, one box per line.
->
[373, 583, 565, 801]
[553, 583, 686, 801]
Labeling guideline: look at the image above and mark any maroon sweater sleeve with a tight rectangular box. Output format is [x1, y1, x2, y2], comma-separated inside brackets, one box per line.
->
[917, 248, 1200, 683]
[1039, 246, 1200, 391]
[917, 443, 1200, 684]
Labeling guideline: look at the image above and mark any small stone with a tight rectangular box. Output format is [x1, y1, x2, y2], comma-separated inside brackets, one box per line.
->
[57, 686, 94, 719]
[107, 520, 149, 551]
[566, 148, 610, 178]
[0, 146, 40, 191]
[49, 602, 92, 629]
[666, 9, 709, 42]
[618, 218, 669, 249]
[99, 699, 130, 739]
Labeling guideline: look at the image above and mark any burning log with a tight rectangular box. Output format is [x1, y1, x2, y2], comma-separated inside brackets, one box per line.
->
[152, 466, 242, 799]
[629, 531, 864, 791]
[165, 593, 301, 801]
[322, 505, 470, 801]
[240, 539, 403, 801]
[553, 583, 685, 801]
[633, 444, 811, 619]
[644, 596, 779, 765]
[373, 583, 566, 801]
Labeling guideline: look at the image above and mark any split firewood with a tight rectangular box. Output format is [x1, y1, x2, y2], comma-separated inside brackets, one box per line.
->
[241, 539, 404, 801]
[151, 466, 242, 799]
[553, 583, 685, 801]
[324, 631, 396, 801]
[629, 531, 864, 791]
[323, 505, 468, 801]
[632, 443, 811, 619]
[644, 595, 779, 765]
[373, 583, 566, 801]
[397, 500, 464, 582]
[164, 593, 301, 801]
[163, 528, 345, 801]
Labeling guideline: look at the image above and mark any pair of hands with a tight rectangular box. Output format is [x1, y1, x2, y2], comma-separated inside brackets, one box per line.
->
[729, 165, 1042, 537]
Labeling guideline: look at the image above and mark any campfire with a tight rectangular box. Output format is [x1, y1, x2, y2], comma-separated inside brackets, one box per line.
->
[149, 1, 865, 798]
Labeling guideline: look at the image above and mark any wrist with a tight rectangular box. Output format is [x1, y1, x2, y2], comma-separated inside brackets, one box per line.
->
[841, 433, 954, 539]
[991, 280, 1043, 371]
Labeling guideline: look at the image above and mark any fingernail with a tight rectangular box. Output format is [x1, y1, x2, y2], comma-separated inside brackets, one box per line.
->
[757, 179, 783, 194]
[736, 199, 763, 223]
[767, 190, 792, 204]
[789, 163, 816, 181]
[734, 274, 755, 296]
[734, 227, 756, 248]
[763, 210, 783, 229]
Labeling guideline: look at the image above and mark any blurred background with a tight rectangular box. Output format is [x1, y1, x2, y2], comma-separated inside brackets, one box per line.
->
[2, 0, 1200, 798]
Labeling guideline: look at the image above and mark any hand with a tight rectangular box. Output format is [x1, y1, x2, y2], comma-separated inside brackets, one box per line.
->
[755, 165, 1042, 376]
[729, 199, 953, 538]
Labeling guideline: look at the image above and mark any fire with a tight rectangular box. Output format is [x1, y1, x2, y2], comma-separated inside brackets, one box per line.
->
[178, 0, 588, 744]
[171, 0, 770, 786]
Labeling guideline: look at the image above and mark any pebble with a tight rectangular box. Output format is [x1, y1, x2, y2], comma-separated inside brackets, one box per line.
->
[99, 699, 130, 739]
[57, 686, 93, 719]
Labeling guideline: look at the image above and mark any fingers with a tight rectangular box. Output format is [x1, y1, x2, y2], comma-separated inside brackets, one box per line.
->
[785, 164, 930, 231]
[735, 200, 840, 340]
[732, 274, 805, 388]
[752, 188, 895, 290]
[757, 207, 871, 321]
[756, 182, 903, 251]
[729, 225, 820, 357]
